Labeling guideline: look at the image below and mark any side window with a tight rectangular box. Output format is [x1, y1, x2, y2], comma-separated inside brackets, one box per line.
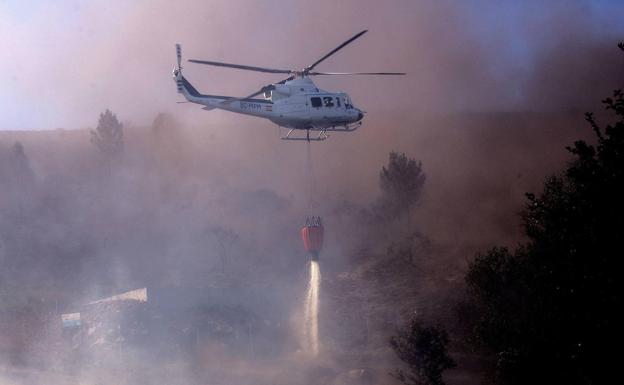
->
[310, 97, 322, 108]
[336, 97, 341, 107]
[323, 96, 334, 107]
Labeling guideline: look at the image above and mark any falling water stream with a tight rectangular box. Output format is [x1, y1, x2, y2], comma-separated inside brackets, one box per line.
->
[304, 260, 321, 356]
[302, 141, 321, 356]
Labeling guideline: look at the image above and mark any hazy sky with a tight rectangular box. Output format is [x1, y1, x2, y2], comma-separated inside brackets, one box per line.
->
[1, 0, 623, 130]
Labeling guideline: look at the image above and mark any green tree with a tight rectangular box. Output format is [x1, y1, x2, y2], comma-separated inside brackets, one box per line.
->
[390, 318, 456, 385]
[464, 44, 624, 385]
[91, 109, 123, 157]
[379, 152, 426, 222]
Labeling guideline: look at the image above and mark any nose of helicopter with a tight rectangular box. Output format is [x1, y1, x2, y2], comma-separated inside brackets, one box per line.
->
[356, 110, 364, 121]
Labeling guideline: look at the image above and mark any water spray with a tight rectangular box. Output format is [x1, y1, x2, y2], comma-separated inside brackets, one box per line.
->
[299, 141, 324, 356]
[304, 259, 321, 356]
[301, 216, 324, 356]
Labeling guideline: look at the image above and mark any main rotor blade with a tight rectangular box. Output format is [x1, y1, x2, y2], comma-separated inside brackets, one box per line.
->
[276, 75, 296, 84]
[305, 30, 368, 72]
[188, 59, 292, 74]
[308, 71, 406, 76]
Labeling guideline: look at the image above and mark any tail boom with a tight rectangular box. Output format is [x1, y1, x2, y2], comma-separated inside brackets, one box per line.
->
[174, 68, 274, 118]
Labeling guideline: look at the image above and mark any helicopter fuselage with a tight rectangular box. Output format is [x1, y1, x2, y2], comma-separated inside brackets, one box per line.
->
[175, 72, 364, 131]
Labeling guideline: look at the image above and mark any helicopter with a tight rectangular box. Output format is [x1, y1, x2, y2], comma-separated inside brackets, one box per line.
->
[173, 30, 405, 141]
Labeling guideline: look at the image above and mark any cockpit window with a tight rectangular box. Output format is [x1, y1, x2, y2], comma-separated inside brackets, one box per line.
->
[323, 97, 334, 107]
[310, 97, 322, 108]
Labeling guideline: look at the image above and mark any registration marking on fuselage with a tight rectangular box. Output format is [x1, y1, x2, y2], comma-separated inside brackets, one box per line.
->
[240, 101, 262, 111]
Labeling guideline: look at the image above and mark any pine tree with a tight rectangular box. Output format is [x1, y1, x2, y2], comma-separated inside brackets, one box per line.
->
[379, 152, 426, 221]
[91, 109, 124, 157]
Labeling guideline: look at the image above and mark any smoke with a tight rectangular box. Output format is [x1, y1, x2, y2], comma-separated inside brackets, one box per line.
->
[1, 1, 624, 383]
[2, 1, 623, 130]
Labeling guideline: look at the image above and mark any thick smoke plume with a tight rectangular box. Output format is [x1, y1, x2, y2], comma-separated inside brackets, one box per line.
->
[1, 1, 623, 384]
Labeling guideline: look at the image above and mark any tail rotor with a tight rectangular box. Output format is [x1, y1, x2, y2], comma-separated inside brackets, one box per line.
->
[174, 44, 183, 93]
[173, 44, 182, 78]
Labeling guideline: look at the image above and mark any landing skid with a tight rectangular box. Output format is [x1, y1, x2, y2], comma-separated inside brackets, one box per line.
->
[312, 121, 362, 132]
[280, 129, 328, 141]
[279, 122, 362, 142]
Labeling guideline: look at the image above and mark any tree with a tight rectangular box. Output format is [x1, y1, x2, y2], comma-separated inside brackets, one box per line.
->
[91, 109, 123, 157]
[391, 318, 456, 385]
[9, 142, 35, 183]
[208, 226, 240, 274]
[464, 44, 624, 385]
[379, 152, 426, 221]
[1, 142, 36, 210]
[150, 112, 190, 173]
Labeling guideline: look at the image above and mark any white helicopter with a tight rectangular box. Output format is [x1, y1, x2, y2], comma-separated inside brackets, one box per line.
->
[173, 30, 404, 141]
